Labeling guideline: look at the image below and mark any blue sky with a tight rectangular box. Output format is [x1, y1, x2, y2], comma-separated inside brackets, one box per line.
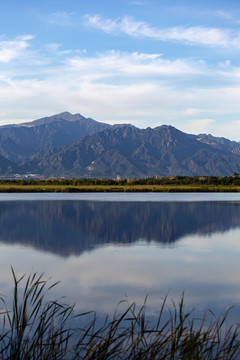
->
[1, 0, 240, 140]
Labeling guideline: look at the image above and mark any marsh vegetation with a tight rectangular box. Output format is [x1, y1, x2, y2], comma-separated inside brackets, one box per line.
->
[0, 176, 240, 192]
[1, 269, 240, 359]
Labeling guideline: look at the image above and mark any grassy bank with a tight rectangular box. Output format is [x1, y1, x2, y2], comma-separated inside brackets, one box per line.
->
[0, 184, 240, 193]
[1, 269, 240, 359]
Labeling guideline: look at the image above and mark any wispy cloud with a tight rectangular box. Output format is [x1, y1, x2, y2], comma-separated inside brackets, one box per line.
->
[84, 14, 240, 47]
[214, 10, 240, 25]
[0, 35, 34, 63]
[130, 1, 145, 5]
[45, 43, 62, 51]
[46, 11, 76, 26]
[66, 51, 204, 80]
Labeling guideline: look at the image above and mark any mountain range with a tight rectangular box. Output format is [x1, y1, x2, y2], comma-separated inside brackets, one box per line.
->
[0, 111, 239, 178]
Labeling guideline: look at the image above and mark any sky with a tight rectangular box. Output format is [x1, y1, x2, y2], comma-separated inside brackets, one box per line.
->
[1, 0, 240, 140]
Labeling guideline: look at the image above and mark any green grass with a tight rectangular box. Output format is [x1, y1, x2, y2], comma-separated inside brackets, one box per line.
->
[0, 184, 239, 192]
[1, 269, 240, 359]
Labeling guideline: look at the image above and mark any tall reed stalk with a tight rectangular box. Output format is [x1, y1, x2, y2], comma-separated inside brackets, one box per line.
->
[0, 268, 240, 359]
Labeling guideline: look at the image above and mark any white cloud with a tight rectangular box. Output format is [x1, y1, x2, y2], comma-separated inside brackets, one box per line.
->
[211, 120, 240, 140]
[85, 14, 240, 47]
[218, 64, 240, 80]
[0, 35, 34, 63]
[1, 37, 240, 140]
[180, 119, 215, 135]
[183, 108, 209, 116]
[1, 68, 240, 140]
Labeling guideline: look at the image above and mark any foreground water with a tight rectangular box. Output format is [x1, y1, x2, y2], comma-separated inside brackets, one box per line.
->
[0, 193, 240, 323]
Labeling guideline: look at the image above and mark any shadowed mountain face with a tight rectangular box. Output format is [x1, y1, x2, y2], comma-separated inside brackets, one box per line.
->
[0, 112, 240, 177]
[26, 125, 240, 178]
[0, 200, 239, 257]
[0, 154, 20, 174]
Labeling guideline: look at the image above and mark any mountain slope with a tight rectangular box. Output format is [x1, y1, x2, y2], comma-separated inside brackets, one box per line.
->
[195, 133, 240, 155]
[0, 112, 111, 162]
[25, 125, 240, 178]
[0, 154, 21, 175]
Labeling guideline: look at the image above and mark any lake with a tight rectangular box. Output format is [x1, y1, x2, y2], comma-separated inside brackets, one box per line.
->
[0, 192, 240, 323]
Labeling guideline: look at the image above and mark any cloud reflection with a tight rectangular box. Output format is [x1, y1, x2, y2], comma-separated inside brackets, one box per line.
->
[0, 198, 240, 319]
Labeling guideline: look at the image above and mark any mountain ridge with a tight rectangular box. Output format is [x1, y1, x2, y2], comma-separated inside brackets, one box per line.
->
[0, 112, 239, 178]
[0, 112, 112, 162]
[24, 122, 240, 178]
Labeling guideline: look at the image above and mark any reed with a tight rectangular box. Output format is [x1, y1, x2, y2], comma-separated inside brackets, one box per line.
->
[1, 269, 240, 359]
[0, 183, 239, 192]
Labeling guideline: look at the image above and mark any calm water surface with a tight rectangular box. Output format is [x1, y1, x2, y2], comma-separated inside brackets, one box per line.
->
[0, 192, 240, 321]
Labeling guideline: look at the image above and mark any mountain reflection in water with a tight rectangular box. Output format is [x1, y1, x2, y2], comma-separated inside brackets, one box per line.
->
[0, 200, 239, 257]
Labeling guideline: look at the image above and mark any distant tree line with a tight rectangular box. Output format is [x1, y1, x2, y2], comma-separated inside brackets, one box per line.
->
[1, 175, 240, 186]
